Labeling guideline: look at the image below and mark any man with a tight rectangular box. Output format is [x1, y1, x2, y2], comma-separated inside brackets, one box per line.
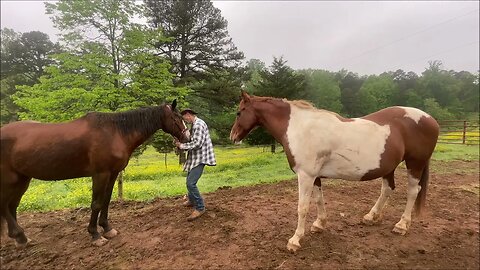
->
[174, 108, 216, 221]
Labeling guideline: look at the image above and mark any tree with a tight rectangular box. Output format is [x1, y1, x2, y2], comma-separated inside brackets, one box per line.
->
[45, 0, 145, 91]
[144, 0, 244, 85]
[1, 28, 61, 124]
[301, 69, 343, 113]
[254, 57, 306, 99]
[390, 69, 419, 106]
[454, 71, 479, 113]
[335, 70, 366, 117]
[417, 61, 460, 108]
[246, 57, 307, 148]
[243, 59, 266, 93]
[424, 98, 454, 120]
[357, 73, 397, 115]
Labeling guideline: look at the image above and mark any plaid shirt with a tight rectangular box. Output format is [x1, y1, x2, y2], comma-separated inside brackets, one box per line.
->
[179, 117, 216, 172]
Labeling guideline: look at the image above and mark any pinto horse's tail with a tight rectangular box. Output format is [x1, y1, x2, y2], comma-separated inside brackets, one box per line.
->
[415, 160, 430, 216]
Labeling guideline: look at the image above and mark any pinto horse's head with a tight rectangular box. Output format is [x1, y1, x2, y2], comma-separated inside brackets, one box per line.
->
[230, 91, 260, 144]
[162, 100, 190, 143]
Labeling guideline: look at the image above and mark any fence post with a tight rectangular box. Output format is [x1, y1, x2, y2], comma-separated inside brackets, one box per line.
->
[462, 120, 467, 144]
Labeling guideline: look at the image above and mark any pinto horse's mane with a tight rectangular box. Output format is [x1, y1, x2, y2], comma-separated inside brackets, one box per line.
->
[251, 95, 342, 118]
[88, 105, 166, 137]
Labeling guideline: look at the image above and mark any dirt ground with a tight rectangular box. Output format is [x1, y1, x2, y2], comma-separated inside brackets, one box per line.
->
[1, 160, 479, 270]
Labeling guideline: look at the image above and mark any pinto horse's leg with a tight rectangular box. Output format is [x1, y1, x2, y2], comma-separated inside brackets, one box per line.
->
[88, 172, 110, 247]
[363, 171, 395, 225]
[287, 171, 315, 252]
[310, 177, 327, 232]
[99, 172, 119, 239]
[393, 162, 425, 235]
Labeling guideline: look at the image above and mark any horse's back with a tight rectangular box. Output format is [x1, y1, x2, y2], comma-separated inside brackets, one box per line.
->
[362, 106, 439, 160]
[0, 119, 100, 180]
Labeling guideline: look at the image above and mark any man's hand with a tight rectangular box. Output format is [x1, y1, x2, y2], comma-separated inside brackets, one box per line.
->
[173, 138, 181, 148]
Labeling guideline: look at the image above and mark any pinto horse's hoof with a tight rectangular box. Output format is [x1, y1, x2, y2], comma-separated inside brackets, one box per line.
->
[311, 219, 327, 233]
[310, 224, 326, 233]
[392, 225, 408, 235]
[363, 213, 382, 225]
[286, 241, 300, 253]
[103, 229, 118, 239]
[92, 236, 109, 247]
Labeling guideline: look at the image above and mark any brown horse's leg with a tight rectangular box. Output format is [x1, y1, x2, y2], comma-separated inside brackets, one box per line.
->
[7, 178, 31, 248]
[392, 160, 425, 235]
[88, 172, 110, 246]
[363, 171, 395, 225]
[99, 172, 119, 239]
[0, 171, 30, 248]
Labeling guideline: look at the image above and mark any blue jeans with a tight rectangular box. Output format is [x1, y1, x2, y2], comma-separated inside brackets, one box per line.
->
[187, 164, 205, 211]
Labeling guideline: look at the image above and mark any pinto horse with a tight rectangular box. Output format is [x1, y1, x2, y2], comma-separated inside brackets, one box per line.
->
[230, 91, 439, 252]
[0, 100, 190, 248]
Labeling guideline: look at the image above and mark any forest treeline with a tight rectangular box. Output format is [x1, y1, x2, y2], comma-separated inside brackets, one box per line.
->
[1, 0, 478, 147]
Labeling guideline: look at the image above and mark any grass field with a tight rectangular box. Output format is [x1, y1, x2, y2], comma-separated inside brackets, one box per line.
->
[18, 143, 479, 212]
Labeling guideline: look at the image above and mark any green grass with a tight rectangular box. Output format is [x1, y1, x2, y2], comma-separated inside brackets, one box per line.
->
[432, 144, 479, 161]
[19, 146, 294, 212]
[18, 144, 479, 213]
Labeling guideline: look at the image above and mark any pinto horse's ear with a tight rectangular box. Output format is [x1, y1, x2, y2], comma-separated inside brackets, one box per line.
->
[171, 99, 177, 110]
[241, 90, 251, 102]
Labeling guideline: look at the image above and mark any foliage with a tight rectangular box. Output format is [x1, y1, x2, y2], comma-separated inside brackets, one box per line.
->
[301, 69, 343, 113]
[14, 0, 189, 130]
[335, 70, 366, 117]
[1, 28, 61, 124]
[423, 98, 455, 121]
[253, 56, 307, 99]
[357, 73, 397, 115]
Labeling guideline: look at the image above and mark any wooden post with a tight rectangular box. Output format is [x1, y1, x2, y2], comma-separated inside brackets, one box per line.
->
[271, 142, 276, 153]
[462, 120, 467, 144]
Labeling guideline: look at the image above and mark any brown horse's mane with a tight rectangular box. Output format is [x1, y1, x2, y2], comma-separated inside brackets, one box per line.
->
[88, 105, 166, 137]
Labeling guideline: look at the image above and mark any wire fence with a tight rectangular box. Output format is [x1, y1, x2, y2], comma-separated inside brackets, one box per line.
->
[438, 120, 480, 145]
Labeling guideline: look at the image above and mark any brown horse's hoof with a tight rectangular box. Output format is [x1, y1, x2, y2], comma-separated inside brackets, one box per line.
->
[92, 236, 109, 247]
[15, 238, 31, 249]
[103, 229, 118, 239]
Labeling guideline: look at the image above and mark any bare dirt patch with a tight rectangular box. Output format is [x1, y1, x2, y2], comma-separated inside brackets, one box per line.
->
[1, 161, 479, 269]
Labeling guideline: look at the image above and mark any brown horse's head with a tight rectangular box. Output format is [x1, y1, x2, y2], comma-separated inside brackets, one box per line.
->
[162, 100, 190, 143]
[230, 91, 261, 144]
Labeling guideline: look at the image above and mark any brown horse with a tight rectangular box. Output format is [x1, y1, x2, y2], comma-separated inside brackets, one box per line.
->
[230, 91, 439, 252]
[0, 100, 190, 248]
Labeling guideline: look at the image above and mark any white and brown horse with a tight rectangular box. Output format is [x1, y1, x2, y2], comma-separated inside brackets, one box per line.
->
[230, 91, 439, 252]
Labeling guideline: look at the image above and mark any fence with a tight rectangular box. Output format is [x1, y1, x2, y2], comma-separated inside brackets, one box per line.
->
[438, 120, 480, 145]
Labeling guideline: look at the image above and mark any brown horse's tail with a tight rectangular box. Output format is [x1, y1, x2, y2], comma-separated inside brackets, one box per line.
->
[415, 160, 430, 216]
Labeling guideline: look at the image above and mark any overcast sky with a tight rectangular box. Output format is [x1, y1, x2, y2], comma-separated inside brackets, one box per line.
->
[1, 1, 479, 75]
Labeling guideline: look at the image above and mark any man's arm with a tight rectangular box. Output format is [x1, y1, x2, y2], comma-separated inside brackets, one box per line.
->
[178, 124, 206, 150]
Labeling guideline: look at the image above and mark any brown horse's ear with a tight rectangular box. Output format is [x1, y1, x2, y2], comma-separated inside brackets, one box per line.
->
[171, 99, 177, 110]
[241, 90, 251, 102]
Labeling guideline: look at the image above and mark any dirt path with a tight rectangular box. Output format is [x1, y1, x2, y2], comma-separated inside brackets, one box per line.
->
[1, 161, 479, 269]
